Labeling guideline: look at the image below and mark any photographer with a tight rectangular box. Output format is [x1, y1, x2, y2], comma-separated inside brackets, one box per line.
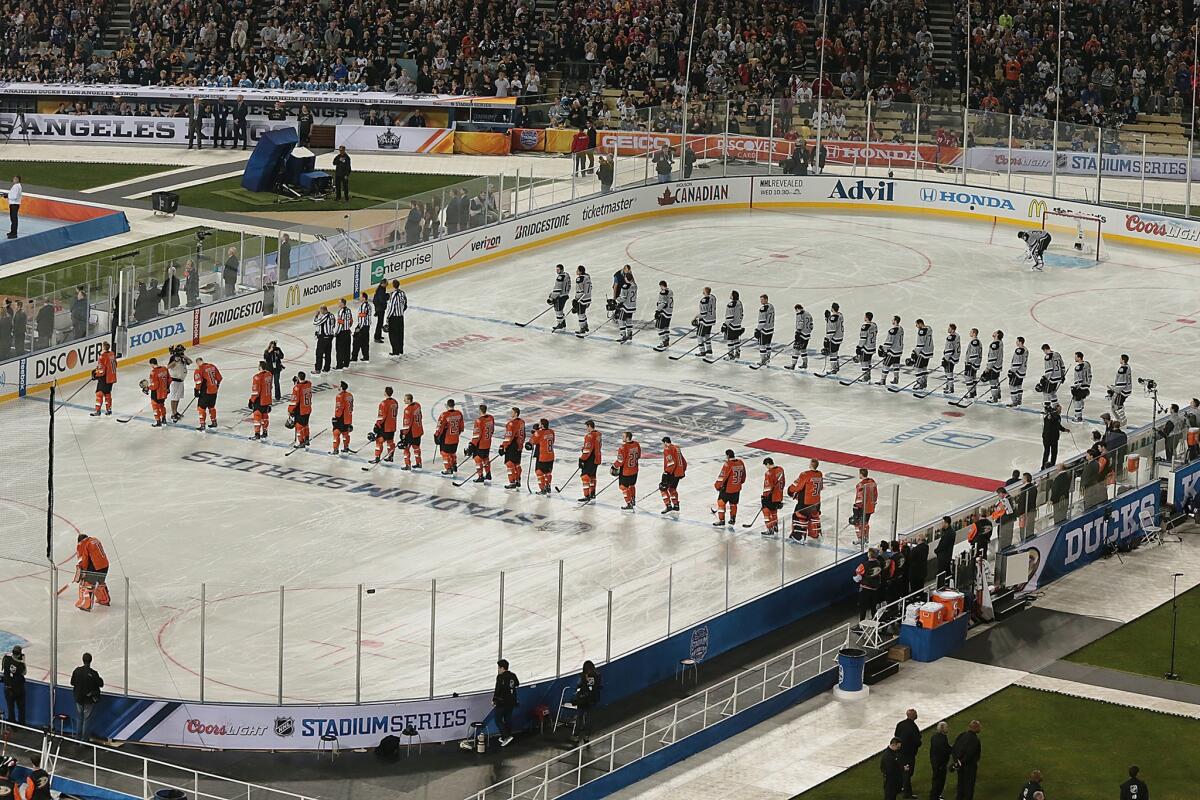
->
[571, 660, 601, 743]
[263, 341, 285, 401]
[1159, 403, 1181, 465]
[2, 644, 26, 724]
[167, 345, 192, 422]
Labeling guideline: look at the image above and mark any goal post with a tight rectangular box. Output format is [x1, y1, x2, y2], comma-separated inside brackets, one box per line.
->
[1040, 209, 1104, 262]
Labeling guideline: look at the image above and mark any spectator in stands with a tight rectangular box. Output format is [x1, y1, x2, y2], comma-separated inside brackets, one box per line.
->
[134, 281, 155, 323]
[278, 234, 292, 283]
[11, 300, 26, 356]
[929, 721, 951, 800]
[0, 301, 11, 361]
[69, 652, 103, 742]
[570, 660, 601, 744]
[894, 708, 921, 798]
[493, 659, 519, 748]
[653, 144, 673, 183]
[161, 265, 180, 310]
[1, 644, 25, 725]
[184, 260, 200, 306]
[35, 300, 55, 351]
[404, 202, 423, 246]
[951, 719, 982, 800]
[880, 737, 908, 800]
[1016, 472, 1037, 540]
[597, 155, 615, 194]
[222, 247, 240, 298]
[407, 109, 426, 128]
[1049, 463, 1073, 524]
[1120, 766, 1149, 800]
[71, 287, 89, 341]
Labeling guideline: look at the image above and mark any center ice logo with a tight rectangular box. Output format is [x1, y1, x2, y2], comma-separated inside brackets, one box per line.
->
[463, 379, 788, 450]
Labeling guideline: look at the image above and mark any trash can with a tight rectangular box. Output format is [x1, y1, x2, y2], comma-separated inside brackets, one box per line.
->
[837, 647, 867, 693]
[154, 790, 186, 800]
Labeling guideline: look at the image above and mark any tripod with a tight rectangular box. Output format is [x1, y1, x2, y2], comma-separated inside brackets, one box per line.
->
[2, 110, 30, 146]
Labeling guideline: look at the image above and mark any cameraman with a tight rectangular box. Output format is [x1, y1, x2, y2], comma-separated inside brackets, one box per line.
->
[2, 644, 26, 724]
[1159, 403, 1181, 465]
[167, 344, 192, 422]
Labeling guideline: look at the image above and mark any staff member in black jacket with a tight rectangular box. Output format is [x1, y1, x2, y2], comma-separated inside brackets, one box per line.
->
[908, 533, 929, 595]
[371, 280, 389, 342]
[2, 644, 26, 724]
[333, 146, 352, 202]
[493, 659, 519, 747]
[186, 98, 206, 149]
[928, 721, 951, 800]
[571, 660, 601, 743]
[894, 708, 921, 798]
[297, 104, 314, 145]
[1041, 402, 1069, 468]
[880, 738, 908, 800]
[1119, 765, 1149, 800]
[934, 516, 956, 585]
[231, 95, 249, 149]
[951, 720, 982, 800]
[70, 652, 103, 741]
[313, 305, 335, 374]
[1018, 769, 1043, 799]
[212, 99, 229, 147]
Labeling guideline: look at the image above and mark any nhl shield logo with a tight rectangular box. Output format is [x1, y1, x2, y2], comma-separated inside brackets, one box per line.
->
[274, 717, 295, 737]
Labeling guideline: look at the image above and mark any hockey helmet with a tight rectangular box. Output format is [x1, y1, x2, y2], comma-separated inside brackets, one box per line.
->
[285, 415, 296, 430]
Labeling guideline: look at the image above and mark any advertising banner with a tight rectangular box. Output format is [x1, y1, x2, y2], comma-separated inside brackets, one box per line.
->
[453, 131, 512, 155]
[0, 113, 295, 145]
[274, 265, 357, 316]
[595, 130, 793, 162]
[199, 292, 269, 338]
[510, 128, 546, 152]
[19, 335, 110, 395]
[818, 140, 962, 169]
[111, 694, 493, 748]
[964, 146, 1200, 181]
[1170, 457, 1200, 511]
[0, 83, 519, 107]
[1010, 483, 1159, 595]
[334, 125, 454, 153]
[126, 312, 193, 358]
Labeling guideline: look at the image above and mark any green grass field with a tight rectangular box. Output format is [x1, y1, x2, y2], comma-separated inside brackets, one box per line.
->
[0, 161, 175, 192]
[174, 171, 472, 213]
[0, 227, 272, 298]
[1065, 584, 1200, 684]
[796, 686, 1198, 800]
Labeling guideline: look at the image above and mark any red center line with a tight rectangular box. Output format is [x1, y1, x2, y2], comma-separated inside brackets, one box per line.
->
[746, 439, 1003, 492]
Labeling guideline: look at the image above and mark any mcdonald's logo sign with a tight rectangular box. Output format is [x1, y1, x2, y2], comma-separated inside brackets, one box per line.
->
[1027, 199, 1047, 219]
[285, 284, 302, 309]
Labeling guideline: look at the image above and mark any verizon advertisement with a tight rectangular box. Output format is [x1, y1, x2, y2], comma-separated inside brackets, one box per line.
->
[334, 125, 453, 153]
[0, 113, 295, 144]
[113, 694, 493, 749]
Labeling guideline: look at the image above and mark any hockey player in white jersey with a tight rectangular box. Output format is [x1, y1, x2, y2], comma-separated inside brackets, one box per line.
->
[654, 281, 674, 349]
[1008, 335, 1029, 407]
[752, 295, 775, 367]
[548, 264, 571, 331]
[572, 265, 593, 336]
[856, 312, 878, 383]
[1038, 344, 1066, 408]
[786, 303, 814, 370]
[877, 315, 904, 385]
[1018, 229, 1052, 270]
[942, 323, 961, 394]
[984, 330, 1005, 403]
[722, 290, 745, 360]
[961, 328, 982, 399]
[822, 303, 845, 373]
[1070, 351, 1092, 422]
[617, 273, 638, 343]
[909, 318, 934, 390]
[1110, 354, 1133, 425]
[696, 287, 717, 357]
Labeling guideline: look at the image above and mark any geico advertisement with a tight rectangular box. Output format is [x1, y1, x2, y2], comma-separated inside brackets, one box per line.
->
[25, 336, 109, 385]
[200, 294, 266, 335]
[123, 694, 492, 748]
[276, 266, 355, 312]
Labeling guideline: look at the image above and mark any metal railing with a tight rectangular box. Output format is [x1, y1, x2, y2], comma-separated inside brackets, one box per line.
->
[0, 719, 316, 800]
[469, 584, 933, 800]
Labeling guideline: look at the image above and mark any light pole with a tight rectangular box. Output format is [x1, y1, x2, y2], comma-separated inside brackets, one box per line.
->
[679, 0, 699, 175]
[1166, 572, 1183, 680]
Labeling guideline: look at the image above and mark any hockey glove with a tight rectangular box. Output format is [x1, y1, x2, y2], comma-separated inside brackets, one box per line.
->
[248, 399, 255, 410]
[571, 299, 580, 314]
[366, 429, 376, 441]
[610, 464, 621, 477]
[606, 298, 616, 312]
[753, 330, 762, 341]
[823, 309, 831, 320]
[194, 387, 201, 398]
[877, 346, 886, 358]
[579, 458, 586, 470]
[546, 296, 554, 305]
[286, 416, 297, 430]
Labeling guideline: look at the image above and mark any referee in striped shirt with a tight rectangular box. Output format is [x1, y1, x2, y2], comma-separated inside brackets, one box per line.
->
[386, 280, 408, 357]
[313, 305, 335, 374]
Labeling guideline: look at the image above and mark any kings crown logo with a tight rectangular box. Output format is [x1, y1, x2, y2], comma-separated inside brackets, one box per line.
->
[376, 129, 402, 150]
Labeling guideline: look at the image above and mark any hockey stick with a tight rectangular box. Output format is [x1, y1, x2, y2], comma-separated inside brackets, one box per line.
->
[748, 343, 787, 370]
[524, 448, 537, 493]
[579, 474, 620, 505]
[285, 427, 326, 456]
[174, 393, 198, 423]
[948, 393, 978, 409]
[704, 339, 747, 364]
[626, 318, 656, 340]
[887, 375, 922, 394]
[915, 375, 952, 399]
[454, 452, 502, 487]
[655, 325, 694, 352]
[740, 507, 765, 528]
[839, 369, 872, 387]
[581, 314, 618, 339]
[668, 336, 706, 361]
[55, 376, 96, 409]
[116, 401, 150, 424]
[554, 466, 581, 493]
[514, 306, 554, 328]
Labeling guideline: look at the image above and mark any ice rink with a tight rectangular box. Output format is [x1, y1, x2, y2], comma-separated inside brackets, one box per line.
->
[1, 205, 1196, 705]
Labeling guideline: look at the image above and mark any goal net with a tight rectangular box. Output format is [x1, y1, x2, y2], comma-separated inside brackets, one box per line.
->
[1041, 209, 1104, 262]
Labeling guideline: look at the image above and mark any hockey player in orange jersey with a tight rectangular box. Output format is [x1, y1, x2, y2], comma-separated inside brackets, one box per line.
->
[370, 386, 399, 463]
[611, 431, 641, 509]
[713, 450, 746, 527]
[467, 403, 495, 482]
[89, 341, 117, 417]
[527, 418, 556, 494]
[500, 407, 526, 489]
[658, 436, 686, 513]
[145, 358, 170, 426]
[435, 399, 465, 474]
[75, 533, 110, 612]
[193, 357, 222, 430]
[288, 372, 314, 447]
[788, 458, 824, 542]
[578, 421, 602, 501]
[400, 394, 424, 470]
[760, 457, 786, 537]
[248, 360, 274, 440]
[851, 467, 879, 545]
[331, 382, 354, 454]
